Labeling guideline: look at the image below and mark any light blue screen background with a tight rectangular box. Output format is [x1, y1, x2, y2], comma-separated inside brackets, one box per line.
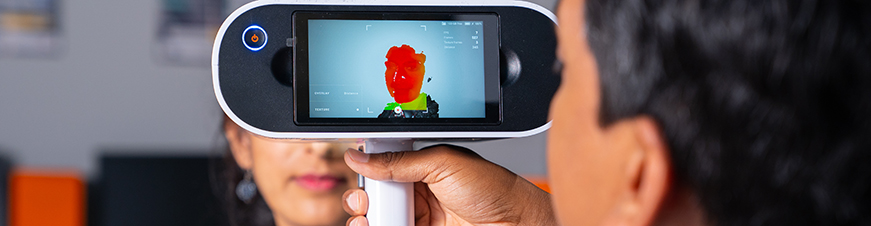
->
[308, 19, 485, 118]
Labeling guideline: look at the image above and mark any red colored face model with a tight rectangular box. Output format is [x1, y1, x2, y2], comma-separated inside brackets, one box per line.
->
[384, 44, 426, 103]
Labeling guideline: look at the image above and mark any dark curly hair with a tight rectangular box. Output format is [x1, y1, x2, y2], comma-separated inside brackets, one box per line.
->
[584, 0, 871, 225]
[211, 117, 275, 226]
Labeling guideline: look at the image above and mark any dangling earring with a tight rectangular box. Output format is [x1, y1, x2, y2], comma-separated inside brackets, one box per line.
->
[236, 170, 257, 204]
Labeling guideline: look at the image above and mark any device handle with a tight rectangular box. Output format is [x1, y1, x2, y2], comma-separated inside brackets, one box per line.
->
[363, 139, 414, 226]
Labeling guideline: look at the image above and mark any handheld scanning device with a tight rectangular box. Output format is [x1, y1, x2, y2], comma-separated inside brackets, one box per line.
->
[213, 1, 558, 225]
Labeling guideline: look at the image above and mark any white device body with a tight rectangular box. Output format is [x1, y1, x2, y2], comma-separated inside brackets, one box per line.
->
[212, 0, 556, 140]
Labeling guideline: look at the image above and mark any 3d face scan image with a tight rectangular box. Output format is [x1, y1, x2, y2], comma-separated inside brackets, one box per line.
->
[307, 19, 486, 119]
[379, 44, 439, 118]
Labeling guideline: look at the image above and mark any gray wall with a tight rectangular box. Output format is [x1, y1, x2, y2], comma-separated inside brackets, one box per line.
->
[0, 0, 557, 177]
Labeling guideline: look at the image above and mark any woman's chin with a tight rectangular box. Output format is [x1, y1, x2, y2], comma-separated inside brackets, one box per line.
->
[279, 204, 347, 226]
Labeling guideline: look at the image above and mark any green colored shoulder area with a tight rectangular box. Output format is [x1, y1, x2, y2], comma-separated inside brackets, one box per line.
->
[384, 93, 428, 110]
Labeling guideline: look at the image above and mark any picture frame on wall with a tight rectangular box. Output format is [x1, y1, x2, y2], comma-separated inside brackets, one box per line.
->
[154, 0, 226, 66]
[0, 0, 62, 58]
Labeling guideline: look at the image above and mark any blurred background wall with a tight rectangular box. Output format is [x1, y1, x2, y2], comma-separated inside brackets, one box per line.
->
[0, 0, 557, 178]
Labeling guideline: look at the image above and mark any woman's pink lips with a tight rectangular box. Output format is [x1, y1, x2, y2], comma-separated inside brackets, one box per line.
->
[295, 174, 345, 191]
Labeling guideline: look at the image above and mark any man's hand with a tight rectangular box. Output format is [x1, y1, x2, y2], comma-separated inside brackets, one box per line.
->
[342, 145, 556, 226]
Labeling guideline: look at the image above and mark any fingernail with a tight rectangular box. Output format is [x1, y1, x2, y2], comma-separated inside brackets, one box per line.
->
[350, 217, 362, 226]
[348, 148, 370, 163]
[347, 191, 359, 212]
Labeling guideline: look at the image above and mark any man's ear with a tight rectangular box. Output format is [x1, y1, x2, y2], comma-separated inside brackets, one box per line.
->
[224, 118, 254, 170]
[615, 116, 673, 226]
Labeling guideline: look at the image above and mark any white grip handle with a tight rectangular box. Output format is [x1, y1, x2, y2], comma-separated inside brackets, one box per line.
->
[364, 178, 413, 226]
[364, 139, 415, 226]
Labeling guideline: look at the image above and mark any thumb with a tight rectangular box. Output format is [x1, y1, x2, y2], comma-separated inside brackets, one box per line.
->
[344, 145, 477, 184]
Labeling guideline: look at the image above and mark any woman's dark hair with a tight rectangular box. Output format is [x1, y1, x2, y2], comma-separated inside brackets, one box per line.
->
[211, 117, 275, 226]
[584, 0, 871, 225]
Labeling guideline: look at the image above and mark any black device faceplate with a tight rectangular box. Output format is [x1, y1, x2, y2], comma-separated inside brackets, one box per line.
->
[217, 5, 559, 132]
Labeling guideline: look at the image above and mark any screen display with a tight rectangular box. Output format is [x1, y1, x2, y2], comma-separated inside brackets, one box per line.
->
[294, 12, 500, 125]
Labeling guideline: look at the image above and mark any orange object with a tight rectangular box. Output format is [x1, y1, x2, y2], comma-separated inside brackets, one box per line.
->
[521, 175, 551, 193]
[9, 169, 85, 226]
[252, 34, 259, 43]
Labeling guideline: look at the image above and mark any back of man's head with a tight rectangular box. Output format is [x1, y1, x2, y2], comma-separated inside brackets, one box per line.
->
[584, 0, 871, 225]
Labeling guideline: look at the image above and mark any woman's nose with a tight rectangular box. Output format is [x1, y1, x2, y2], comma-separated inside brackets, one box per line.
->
[309, 142, 348, 159]
[309, 142, 332, 157]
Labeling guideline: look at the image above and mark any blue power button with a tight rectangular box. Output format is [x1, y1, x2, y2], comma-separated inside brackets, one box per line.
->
[243, 25, 267, 51]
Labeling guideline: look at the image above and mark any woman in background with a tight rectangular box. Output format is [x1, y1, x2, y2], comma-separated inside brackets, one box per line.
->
[216, 117, 359, 226]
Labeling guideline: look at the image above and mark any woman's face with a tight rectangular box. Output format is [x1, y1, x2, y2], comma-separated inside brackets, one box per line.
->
[227, 123, 358, 226]
[384, 44, 426, 104]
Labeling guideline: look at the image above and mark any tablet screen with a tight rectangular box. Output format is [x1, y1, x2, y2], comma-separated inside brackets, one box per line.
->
[294, 12, 500, 125]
